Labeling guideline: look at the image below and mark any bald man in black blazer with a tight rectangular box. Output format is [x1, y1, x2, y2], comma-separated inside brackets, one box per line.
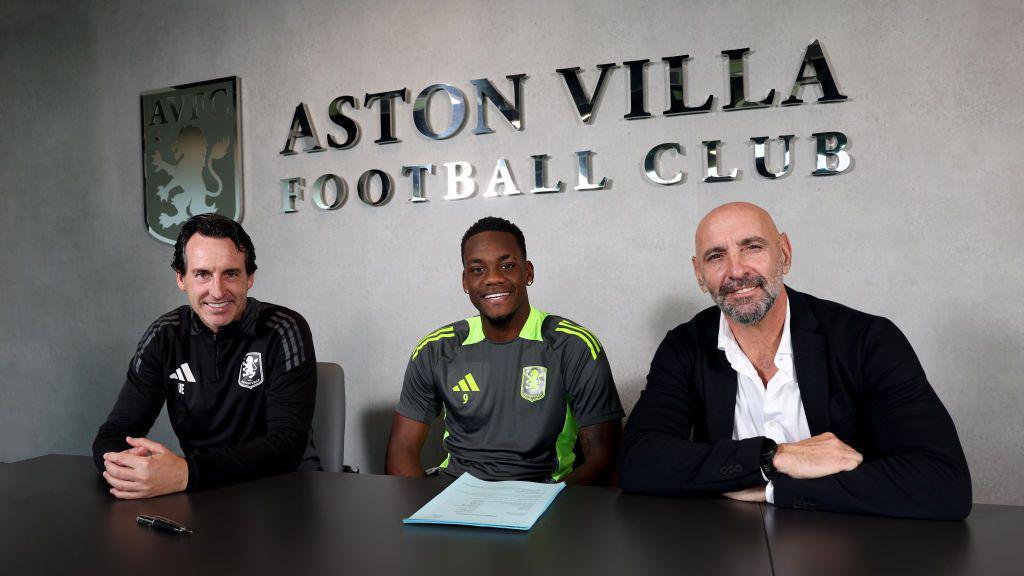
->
[619, 203, 971, 519]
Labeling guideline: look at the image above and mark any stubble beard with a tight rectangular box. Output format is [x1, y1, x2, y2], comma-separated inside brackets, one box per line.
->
[712, 268, 783, 326]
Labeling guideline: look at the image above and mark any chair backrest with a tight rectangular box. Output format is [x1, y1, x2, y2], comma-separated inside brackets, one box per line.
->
[313, 362, 345, 472]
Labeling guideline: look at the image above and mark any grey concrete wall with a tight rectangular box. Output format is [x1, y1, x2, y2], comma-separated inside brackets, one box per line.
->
[2, 0, 1022, 505]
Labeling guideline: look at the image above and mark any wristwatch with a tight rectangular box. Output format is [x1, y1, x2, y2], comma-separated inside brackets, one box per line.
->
[759, 437, 779, 481]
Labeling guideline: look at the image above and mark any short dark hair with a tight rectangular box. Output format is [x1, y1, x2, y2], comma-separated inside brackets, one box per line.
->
[460, 216, 527, 262]
[171, 214, 257, 276]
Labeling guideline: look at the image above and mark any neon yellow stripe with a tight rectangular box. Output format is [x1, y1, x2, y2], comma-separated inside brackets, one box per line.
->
[411, 332, 455, 359]
[440, 406, 450, 469]
[518, 306, 548, 341]
[465, 373, 480, 391]
[457, 379, 470, 392]
[463, 316, 484, 346]
[552, 401, 578, 481]
[556, 327, 597, 360]
[415, 326, 454, 348]
[558, 320, 601, 353]
[561, 320, 601, 352]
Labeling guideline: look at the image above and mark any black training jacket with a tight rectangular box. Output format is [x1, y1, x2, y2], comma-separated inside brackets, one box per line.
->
[92, 298, 318, 491]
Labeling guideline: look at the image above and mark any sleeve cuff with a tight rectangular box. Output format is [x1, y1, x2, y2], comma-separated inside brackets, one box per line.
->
[766, 480, 775, 504]
[184, 455, 201, 492]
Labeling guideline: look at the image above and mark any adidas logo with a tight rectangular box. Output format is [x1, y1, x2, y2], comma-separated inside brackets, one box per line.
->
[453, 373, 480, 404]
[169, 363, 196, 383]
[452, 373, 480, 393]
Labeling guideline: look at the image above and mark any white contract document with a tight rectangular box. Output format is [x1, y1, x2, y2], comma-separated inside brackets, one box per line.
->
[403, 472, 565, 531]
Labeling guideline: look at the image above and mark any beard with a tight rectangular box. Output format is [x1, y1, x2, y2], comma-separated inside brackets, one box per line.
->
[712, 271, 783, 326]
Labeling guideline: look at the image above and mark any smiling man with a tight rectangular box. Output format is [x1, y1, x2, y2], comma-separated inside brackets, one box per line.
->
[619, 202, 972, 519]
[385, 217, 624, 484]
[92, 214, 318, 498]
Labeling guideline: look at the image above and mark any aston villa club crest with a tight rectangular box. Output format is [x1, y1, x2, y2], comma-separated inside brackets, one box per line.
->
[520, 366, 547, 402]
[238, 352, 264, 389]
[141, 76, 243, 244]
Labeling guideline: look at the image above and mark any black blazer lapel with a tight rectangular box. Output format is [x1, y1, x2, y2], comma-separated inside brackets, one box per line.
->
[788, 289, 830, 435]
[701, 315, 739, 441]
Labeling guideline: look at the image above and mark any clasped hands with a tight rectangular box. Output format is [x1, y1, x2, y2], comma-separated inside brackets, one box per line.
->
[723, 432, 863, 502]
[102, 436, 188, 499]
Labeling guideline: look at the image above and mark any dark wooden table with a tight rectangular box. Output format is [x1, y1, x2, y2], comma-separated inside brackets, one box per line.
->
[0, 455, 769, 575]
[763, 500, 1024, 576]
[4, 455, 1021, 575]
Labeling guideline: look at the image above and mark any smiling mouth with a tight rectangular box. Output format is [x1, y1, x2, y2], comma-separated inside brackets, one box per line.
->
[206, 301, 232, 309]
[730, 286, 758, 296]
[482, 292, 511, 301]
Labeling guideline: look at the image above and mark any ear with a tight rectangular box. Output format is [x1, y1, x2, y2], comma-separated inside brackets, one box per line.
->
[525, 260, 535, 287]
[779, 232, 793, 274]
[462, 270, 469, 294]
[691, 256, 706, 293]
[247, 272, 255, 290]
[176, 273, 186, 291]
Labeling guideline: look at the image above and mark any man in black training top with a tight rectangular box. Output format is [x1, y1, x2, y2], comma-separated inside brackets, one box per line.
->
[93, 214, 318, 498]
[619, 202, 971, 519]
[386, 217, 624, 484]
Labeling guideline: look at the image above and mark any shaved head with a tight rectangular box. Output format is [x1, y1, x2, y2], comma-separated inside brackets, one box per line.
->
[694, 202, 782, 259]
[692, 202, 791, 326]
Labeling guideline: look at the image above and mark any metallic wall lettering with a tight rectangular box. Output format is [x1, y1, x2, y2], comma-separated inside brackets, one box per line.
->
[575, 150, 608, 191]
[413, 84, 467, 140]
[471, 75, 527, 135]
[147, 88, 230, 125]
[721, 48, 775, 111]
[623, 59, 652, 120]
[663, 55, 713, 116]
[482, 158, 522, 197]
[280, 177, 305, 213]
[279, 41, 849, 157]
[556, 63, 618, 124]
[208, 88, 231, 115]
[750, 135, 794, 179]
[530, 154, 563, 194]
[644, 143, 684, 185]
[281, 103, 325, 155]
[444, 161, 477, 200]
[811, 132, 851, 176]
[357, 169, 393, 206]
[702, 140, 740, 182]
[312, 174, 347, 210]
[327, 96, 359, 149]
[402, 164, 435, 203]
[783, 40, 848, 106]
[269, 43, 854, 220]
[364, 89, 408, 145]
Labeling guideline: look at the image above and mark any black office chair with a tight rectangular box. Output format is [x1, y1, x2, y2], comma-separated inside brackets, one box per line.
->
[313, 362, 357, 473]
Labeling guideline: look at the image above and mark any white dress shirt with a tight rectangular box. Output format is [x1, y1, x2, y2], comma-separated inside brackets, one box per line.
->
[718, 301, 811, 503]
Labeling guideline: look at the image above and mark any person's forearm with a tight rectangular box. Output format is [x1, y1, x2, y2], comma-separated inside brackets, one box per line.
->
[771, 453, 972, 519]
[385, 448, 426, 477]
[186, 425, 308, 491]
[564, 457, 614, 486]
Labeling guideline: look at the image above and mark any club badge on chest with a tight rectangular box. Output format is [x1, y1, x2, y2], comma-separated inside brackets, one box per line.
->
[239, 352, 264, 389]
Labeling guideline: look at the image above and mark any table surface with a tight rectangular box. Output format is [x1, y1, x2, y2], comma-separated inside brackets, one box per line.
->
[1, 455, 769, 576]
[1, 455, 1021, 576]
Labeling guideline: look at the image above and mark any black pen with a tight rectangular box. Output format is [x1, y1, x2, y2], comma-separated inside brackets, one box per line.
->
[136, 515, 193, 535]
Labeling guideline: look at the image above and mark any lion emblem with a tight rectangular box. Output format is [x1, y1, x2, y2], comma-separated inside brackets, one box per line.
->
[520, 366, 547, 402]
[238, 352, 264, 389]
[242, 356, 258, 380]
[151, 125, 230, 229]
